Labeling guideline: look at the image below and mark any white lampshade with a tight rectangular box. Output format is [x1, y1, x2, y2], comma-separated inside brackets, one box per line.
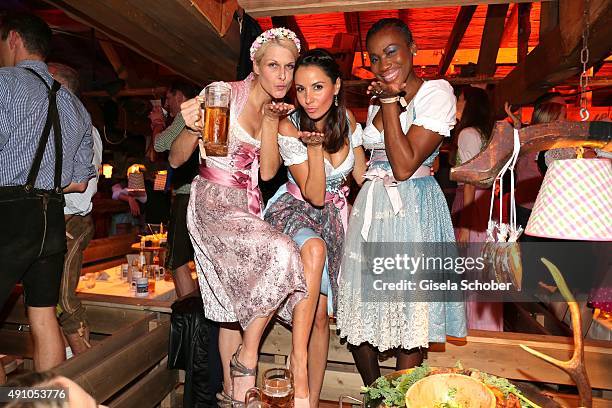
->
[101, 163, 113, 179]
[525, 158, 612, 240]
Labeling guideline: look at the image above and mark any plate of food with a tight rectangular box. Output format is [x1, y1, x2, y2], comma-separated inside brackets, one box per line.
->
[361, 363, 543, 408]
[404, 373, 495, 408]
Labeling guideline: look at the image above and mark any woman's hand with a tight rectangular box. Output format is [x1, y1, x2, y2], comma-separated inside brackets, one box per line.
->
[457, 227, 470, 243]
[263, 102, 295, 121]
[298, 131, 325, 146]
[367, 80, 406, 98]
[148, 106, 165, 129]
[127, 196, 140, 217]
[504, 102, 522, 129]
[180, 97, 204, 131]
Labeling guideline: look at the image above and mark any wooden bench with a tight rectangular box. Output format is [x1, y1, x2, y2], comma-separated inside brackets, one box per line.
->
[0, 294, 178, 407]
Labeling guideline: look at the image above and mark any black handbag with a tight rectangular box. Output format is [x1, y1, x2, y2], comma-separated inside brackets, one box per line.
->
[168, 296, 222, 407]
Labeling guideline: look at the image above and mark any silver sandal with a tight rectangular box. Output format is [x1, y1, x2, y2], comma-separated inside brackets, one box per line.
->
[229, 344, 257, 407]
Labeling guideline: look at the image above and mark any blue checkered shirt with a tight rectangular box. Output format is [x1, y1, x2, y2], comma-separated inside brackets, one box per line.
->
[0, 60, 94, 189]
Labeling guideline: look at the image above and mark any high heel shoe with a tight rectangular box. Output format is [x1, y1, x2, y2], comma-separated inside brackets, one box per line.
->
[229, 344, 257, 407]
[216, 390, 236, 407]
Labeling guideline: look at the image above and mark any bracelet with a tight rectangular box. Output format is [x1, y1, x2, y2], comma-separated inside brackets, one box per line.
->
[379, 96, 408, 108]
[379, 96, 400, 104]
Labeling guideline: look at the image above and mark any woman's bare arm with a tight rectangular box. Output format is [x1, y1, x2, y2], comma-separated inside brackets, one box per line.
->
[379, 101, 443, 181]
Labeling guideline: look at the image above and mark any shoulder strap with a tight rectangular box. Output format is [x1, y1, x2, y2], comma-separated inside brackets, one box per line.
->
[23, 67, 63, 192]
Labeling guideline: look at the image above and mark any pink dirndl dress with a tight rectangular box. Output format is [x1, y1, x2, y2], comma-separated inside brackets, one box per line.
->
[187, 74, 307, 328]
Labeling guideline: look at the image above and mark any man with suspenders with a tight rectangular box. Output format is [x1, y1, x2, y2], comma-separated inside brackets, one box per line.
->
[0, 13, 94, 379]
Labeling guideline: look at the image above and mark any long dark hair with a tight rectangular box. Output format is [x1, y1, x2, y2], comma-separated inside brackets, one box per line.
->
[455, 86, 494, 142]
[295, 49, 348, 154]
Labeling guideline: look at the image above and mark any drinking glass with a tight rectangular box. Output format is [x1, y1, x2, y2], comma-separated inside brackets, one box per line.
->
[262, 368, 293, 407]
[200, 83, 231, 156]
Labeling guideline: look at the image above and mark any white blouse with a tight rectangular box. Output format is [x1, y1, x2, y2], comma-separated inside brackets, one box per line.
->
[362, 79, 457, 150]
[277, 123, 363, 182]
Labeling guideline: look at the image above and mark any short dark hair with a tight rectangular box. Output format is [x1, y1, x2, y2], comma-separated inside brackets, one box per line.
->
[1, 12, 52, 59]
[366, 18, 414, 47]
[168, 81, 199, 99]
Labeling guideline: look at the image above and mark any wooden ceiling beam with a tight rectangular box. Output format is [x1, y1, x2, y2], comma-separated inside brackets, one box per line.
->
[517, 2, 532, 63]
[344, 12, 359, 33]
[98, 38, 129, 84]
[438, 5, 477, 76]
[43, 0, 240, 84]
[476, 4, 510, 76]
[492, 0, 612, 116]
[190, 0, 239, 37]
[271, 16, 309, 51]
[500, 3, 518, 48]
[539, 0, 559, 37]
[238, 0, 550, 17]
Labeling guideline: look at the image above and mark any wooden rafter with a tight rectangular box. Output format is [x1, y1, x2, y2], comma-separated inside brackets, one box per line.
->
[98, 37, 129, 84]
[517, 2, 532, 63]
[539, 0, 559, 37]
[190, 0, 239, 37]
[500, 3, 518, 48]
[476, 3, 510, 76]
[492, 0, 612, 115]
[271, 16, 309, 51]
[343, 11, 359, 34]
[238, 0, 551, 18]
[438, 5, 477, 76]
[344, 12, 367, 67]
[43, 0, 240, 84]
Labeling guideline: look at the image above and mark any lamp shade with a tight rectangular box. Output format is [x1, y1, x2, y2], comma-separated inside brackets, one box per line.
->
[525, 158, 612, 240]
[102, 164, 113, 179]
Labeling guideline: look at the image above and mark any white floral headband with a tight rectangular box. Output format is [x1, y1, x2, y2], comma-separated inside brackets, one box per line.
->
[249, 27, 301, 62]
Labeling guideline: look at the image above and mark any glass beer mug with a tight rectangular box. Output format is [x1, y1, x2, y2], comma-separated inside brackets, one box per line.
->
[200, 82, 231, 156]
[244, 389, 271, 408]
[245, 368, 294, 408]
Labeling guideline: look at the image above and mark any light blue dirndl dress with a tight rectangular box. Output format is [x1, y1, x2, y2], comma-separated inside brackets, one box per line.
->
[336, 80, 467, 351]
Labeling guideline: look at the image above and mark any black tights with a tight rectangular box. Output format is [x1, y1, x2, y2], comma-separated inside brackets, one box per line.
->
[350, 343, 425, 386]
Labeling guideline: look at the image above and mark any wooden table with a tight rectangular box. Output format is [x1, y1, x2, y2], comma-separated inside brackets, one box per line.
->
[76, 265, 176, 303]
